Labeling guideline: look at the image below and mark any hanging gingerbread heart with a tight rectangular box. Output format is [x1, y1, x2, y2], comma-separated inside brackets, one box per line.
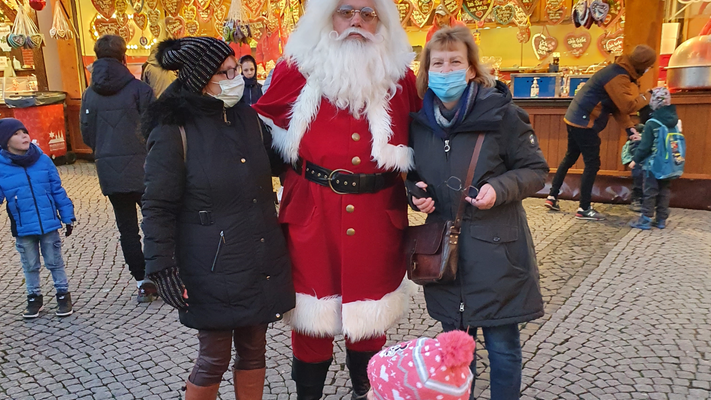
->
[463, 0, 493, 22]
[161, 0, 181, 16]
[147, 8, 161, 25]
[181, 4, 196, 20]
[118, 23, 135, 41]
[185, 19, 199, 35]
[116, 13, 129, 27]
[164, 15, 186, 37]
[409, 6, 428, 28]
[513, 3, 529, 26]
[516, 26, 530, 43]
[93, 18, 121, 36]
[516, 0, 538, 16]
[214, 4, 226, 23]
[197, 5, 213, 22]
[442, 0, 463, 15]
[115, 0, 128, 15]
[133, 13, 148, 30]
[418, 0, 434, 15]
[598, 30, 623, 56]
[145, 0, 157, 9]
[493, 3, 514, 25]
[92, 0, 116, 19]
[545, 4, 566, 24]
[546, 0, 564, 10]
[396, 0, 413, 27]
[194, 0, 210, 10]
[589, 0, 608, 26]
[532, 32, 558, 59]
[572, 0, 592, 29]
[149, 23, 161, 38]
[243, 0, 265, 17]
[132, 0, 144, 13]
[564, 31, 591, 57]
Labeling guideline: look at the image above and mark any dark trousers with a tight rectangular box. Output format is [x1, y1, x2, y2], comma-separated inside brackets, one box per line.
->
[189, 324, 268, 386]
[107, 192, 145, 281]
[642, 172, 671, 221]
[549, 125, 601, 210]
[442, 322, 522, 400]
[631, 162, 644, 201]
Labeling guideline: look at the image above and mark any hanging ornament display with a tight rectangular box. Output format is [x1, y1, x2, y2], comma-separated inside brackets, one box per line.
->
[532, 27, 557, 59]
[572, 0, 592, 29]
[462, 0, 493, 22]
[492, 3, 514, 25]
[50, 1, 76, 39]
[564, 31, 591, 57]
[29, 0, 46, 11]
[8, 3, 42, 49]
[395, 0, 413, 27]
[222, 0, 250, 44]
[589, 0, 609, 26]
[516, 25, 531, 43]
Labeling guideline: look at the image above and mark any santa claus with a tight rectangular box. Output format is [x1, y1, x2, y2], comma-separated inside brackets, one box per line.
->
[252, 0, 421, 398]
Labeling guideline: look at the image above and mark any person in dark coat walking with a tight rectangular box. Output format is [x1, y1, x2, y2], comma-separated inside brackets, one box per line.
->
[80, 35, 157, 303]
[238, 54, 263, 106]
[544, 45, 657, 221]
[407, 27, 549, 400]
[141, 37, 295, 400]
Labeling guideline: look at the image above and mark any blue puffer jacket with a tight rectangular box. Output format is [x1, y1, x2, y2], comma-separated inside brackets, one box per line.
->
[0, 146, 75, 237]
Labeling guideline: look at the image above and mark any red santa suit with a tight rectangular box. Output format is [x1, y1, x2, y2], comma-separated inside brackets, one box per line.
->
[253, 61, 421, 361]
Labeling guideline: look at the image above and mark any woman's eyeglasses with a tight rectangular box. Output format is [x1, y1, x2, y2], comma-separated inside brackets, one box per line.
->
[215, 66, 241, 80]
[334, 6, 378, 22]
[443, 176, 479, 198]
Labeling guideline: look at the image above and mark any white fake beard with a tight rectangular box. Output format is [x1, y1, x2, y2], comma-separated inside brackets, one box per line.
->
[301, 27, 401, 119]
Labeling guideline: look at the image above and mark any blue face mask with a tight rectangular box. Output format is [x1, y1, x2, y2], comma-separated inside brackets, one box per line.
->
[428, 69, 469, 102]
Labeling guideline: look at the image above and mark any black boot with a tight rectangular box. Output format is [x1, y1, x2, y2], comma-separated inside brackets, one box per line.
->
[346, 350, 378, 400]
[292, 356, 332, 400]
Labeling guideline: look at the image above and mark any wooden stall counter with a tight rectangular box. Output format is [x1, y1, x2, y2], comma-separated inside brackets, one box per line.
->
[514, 93, 711, 211]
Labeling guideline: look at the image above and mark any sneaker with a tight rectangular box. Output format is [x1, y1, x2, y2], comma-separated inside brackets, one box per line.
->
[630, 215, 652, 230]
[137, 282, 159, 303]
[23, 294, 43, 319]
[652, 219, 667, 229]
[629, 198, 642, 212]
[575, 207, 606, 221]
[544, 196, 560, 211]
[56, 293, 73, 317]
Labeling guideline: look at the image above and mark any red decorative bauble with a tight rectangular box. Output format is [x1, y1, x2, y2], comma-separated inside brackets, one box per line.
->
[30, 0, 46, 11]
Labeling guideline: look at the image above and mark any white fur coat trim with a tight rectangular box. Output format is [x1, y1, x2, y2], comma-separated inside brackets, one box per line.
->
[283, 278, 417, 341]
[261, 81, 414, 172]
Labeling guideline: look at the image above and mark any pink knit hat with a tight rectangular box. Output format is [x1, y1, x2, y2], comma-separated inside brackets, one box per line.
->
[367, 331, 475, 400]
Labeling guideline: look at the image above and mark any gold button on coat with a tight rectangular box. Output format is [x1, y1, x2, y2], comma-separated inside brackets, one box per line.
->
[241, 158, 246, 163]
[352, 156, 361, 166]
[346, 205, 355, 213]
[346, 228, 355, 236]
[352, 133, 360, 141]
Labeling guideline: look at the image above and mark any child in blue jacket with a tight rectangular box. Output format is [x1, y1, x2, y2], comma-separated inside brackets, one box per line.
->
[0, 118, 75, 318]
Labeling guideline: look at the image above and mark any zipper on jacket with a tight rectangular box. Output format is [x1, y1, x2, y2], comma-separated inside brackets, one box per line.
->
[444, 139, 451, 160]
[223, 108, 231, 126]
[459, 302, 465, 312]
[24, 168, 44, 234]
[14, 196, 22, 226]
[46, 193, 58, 219]
[211, 231, 225, 272]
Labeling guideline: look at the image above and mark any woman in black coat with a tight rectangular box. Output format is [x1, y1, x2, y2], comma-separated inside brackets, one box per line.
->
[407, 27, 549, 400]
[239, 54, 263, 106]
[141, 37, 294, 400]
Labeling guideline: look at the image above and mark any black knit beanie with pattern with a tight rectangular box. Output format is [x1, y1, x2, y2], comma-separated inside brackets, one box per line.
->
[156, 37, 235, 93]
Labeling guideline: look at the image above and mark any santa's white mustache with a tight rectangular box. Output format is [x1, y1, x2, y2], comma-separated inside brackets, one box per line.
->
[329, 28, 384, 43]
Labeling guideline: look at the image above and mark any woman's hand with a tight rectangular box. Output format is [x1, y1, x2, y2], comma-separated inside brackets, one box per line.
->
[629, 161, 636, 169]
[466, 183, 496, 210]
[412, 181, 435, 214]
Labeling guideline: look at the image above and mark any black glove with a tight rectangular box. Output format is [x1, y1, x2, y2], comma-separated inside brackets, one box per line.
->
[65, 224, 73, 237]
[149, 267, 188, 310]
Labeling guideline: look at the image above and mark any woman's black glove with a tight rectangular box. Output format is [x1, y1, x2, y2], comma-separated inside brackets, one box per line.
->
[149, 267, 188, 310]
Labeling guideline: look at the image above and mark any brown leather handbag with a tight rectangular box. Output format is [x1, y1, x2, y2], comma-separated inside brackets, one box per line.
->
[405, 134, 485, 285]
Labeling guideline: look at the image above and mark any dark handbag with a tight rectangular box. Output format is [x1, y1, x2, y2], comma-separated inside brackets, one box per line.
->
[405, 134, 485, 285]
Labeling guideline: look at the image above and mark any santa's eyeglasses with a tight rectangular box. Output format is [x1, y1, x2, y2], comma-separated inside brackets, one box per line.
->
[334, 6, 378, 22]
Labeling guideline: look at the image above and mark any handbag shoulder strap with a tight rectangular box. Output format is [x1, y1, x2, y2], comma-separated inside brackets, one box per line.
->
[454, 133, 485, 229]
[179, 126, 187, 162]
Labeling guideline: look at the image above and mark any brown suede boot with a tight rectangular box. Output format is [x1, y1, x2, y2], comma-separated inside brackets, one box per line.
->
[185, 380, 220, 400]
[234, 368, 266, 400]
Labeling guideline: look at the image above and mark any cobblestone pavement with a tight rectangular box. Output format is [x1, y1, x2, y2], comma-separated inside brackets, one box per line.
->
[0, 162, 709, 400]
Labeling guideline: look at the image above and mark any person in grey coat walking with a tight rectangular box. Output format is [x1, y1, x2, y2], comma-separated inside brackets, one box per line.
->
[407, 27, 549, 400]
[80, 35, 156, 302]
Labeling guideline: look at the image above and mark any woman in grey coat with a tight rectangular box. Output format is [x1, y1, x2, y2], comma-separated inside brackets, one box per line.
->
[407, 27, 549, 400]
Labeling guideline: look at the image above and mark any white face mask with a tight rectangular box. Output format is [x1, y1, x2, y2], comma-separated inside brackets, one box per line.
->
[209, 74, 244, 108]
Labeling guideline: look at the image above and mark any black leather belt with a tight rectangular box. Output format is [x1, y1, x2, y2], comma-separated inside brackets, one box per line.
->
[294, 158, 399, 195]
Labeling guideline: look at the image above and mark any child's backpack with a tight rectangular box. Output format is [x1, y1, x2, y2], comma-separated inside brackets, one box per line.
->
[644, 118, 685, 180]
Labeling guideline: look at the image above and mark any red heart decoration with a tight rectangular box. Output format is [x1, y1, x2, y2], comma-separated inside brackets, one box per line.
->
[516, 0, 538, 16]
[133, 13, 148, 30]
[597, 30, 624, 56]
[396, 0, 413, 27]
[532, 32, 558, 59]
[92, 0, 116, 19]
[564, 31, 591, 57]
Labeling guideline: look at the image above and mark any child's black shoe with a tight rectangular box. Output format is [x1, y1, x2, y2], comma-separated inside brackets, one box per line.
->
[23, 294, 43, 319]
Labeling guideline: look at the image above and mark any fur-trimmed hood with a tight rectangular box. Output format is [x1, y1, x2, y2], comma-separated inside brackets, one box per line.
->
[141, 80, 224, 138]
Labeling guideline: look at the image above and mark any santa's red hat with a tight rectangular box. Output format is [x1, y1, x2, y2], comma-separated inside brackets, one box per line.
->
[367, 331, 475, 400]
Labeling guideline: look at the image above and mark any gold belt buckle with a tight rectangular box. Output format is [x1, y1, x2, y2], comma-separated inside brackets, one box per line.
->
[327, 168, 354, 195]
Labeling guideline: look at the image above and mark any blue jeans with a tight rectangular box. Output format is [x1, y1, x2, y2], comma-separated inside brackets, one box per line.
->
[16, 230, 69, 296]
[442, 322, 522, 400]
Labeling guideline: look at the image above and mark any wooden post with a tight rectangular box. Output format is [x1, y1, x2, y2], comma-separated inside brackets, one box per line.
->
[623, 0, 665, 91]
